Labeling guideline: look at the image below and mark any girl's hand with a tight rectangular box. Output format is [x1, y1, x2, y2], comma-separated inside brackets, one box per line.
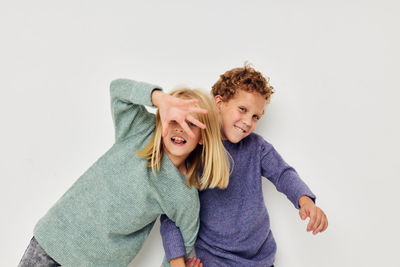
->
[151, 90, 208, 138]
[169, 256, 186, 267]
[186, 257, 203, 267]
[298, 196, 328, 235]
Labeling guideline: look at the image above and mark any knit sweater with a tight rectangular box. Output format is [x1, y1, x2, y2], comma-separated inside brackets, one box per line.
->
[160, 133, 316, 266]
[33, 79, 200, 267]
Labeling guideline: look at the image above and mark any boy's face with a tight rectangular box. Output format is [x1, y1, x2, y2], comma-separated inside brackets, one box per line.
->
[215, 90, 267, 143]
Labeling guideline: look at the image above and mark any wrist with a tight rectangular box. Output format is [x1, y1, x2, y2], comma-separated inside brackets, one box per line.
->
[298, 195, 313, 208]
[169, 256, 185, 267]
[151, 89, 164, 107]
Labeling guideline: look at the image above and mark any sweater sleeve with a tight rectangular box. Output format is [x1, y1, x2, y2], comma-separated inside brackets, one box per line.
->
[160, 214, 186, 262]
[109, 78, 162, 143]
[160, 199, 200, 267]
[260, 138, 316, 209]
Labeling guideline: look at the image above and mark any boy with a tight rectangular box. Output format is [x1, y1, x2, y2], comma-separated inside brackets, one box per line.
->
[155, 64, 328, 267]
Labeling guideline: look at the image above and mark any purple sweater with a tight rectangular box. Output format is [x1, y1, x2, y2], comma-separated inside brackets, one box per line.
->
[160, 133, 316, 266]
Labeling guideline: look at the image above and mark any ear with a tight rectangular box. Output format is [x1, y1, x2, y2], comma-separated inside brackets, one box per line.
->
[198, 137, 203, 145]
[214, 95, 224, 111]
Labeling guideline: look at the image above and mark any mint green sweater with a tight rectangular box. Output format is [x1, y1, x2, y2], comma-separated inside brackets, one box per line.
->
[33, 79, 200, 267]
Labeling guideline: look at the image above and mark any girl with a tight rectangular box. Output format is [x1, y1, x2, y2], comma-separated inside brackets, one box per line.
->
[18, 78, 230, 267]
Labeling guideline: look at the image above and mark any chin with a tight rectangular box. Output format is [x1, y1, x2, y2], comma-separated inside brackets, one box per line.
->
[226, 135, 243, 143]
[168, 149, 189, 157]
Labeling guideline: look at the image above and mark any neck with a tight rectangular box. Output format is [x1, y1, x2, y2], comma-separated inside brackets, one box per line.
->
[165, 151, 187, 174]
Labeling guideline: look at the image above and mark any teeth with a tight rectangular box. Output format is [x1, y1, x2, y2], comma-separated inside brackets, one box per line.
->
[234, 126, 246, 133]
[172, 137, 185, 141]
[171, 137, 187, 144]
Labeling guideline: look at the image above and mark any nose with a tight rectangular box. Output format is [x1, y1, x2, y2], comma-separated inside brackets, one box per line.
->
[242, 114, 252, 127]
[174, 126, 184, 133]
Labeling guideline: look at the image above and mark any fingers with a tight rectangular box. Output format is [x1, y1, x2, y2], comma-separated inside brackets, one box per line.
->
[313, 216, 326, 235]
[310, 208, 328, 235]
[185, 257, 195, 267]
[299, 208, 307, 220]
[172, 98, 200, 108]
[299, 208, 310, 221]
[163, 117, 196, 138]
[307, 207, 317, 232]
[179, 120, 195, 139]
[183, 99, 199, 105]
[193, 257, 202, 267]
[319, 213, 328, 234]
[185, 257, 202, 267]
[187, 114, 206, 129]
[312, 211, 322, 235]
[162, 120, 169, 138]
[188, 106, 208, 115]
[300, 204, 329, 235]
[179, 98, 208, 116]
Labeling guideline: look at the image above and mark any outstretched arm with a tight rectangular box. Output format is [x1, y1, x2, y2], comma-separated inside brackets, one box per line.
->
[260, 140, 316, 208]
[260, 139, 328, 234]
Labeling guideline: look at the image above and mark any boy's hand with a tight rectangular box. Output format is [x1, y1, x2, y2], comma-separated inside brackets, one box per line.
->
[186, 257, 203, 267]
[298, 196, 328, 235]
[151, 90, 208, 138]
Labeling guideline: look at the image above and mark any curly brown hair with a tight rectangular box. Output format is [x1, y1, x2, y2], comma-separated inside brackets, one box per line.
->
[211, 63, 274, 102]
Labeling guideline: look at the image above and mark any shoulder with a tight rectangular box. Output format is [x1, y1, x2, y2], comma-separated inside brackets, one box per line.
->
[243, 133, 272, 149]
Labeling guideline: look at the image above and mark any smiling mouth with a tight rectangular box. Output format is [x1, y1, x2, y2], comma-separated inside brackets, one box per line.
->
[234, 125, 247, 133]
[171, 136, 187, 145]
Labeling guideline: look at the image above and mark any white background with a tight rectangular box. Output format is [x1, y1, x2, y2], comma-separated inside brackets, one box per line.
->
[1, 1, 399, 266]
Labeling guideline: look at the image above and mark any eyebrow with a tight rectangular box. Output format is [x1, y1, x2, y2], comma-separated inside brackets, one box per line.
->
[239, 103, 264, 116]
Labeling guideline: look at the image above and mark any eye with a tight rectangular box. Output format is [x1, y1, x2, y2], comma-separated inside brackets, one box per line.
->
[253, 114, 260, 120]
[239, 107, 246, 112]
[187, 121, 197, 127]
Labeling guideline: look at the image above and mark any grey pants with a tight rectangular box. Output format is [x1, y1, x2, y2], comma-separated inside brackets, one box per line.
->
[18, 237, 61, 267]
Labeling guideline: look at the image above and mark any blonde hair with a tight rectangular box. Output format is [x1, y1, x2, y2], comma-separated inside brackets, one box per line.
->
[137, 88, 230, 190]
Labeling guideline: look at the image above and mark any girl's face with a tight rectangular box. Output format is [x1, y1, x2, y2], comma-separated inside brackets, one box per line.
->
[215, 90, 266, 143]
[162, 119, 203, 164]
